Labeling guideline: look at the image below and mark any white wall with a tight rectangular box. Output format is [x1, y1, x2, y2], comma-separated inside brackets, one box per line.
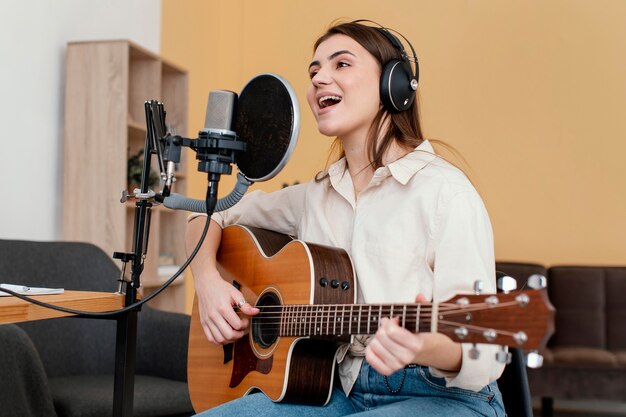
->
[0, 0, 161, 241]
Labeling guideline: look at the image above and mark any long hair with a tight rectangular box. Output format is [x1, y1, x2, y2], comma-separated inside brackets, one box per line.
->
[313, 20, 425, 179]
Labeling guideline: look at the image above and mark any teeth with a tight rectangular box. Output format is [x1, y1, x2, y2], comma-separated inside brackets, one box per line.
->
[318, 95, 342, 108]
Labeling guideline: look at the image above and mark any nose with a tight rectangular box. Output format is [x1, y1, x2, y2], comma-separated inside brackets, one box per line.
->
[311, 66, 331, 87]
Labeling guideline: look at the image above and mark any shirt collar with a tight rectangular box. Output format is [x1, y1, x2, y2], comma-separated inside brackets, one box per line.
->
[387, 140, 437, 185]
[326, 139, 437, 187]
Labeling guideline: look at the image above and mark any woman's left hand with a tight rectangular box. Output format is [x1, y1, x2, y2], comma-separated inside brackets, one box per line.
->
[365, 294, 463, 376]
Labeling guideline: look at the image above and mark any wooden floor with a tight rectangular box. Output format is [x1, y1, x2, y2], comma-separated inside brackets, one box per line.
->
[533, 399, 626, 417]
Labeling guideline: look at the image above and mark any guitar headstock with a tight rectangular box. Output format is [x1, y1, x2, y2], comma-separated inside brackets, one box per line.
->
[438, 288, 555, 353]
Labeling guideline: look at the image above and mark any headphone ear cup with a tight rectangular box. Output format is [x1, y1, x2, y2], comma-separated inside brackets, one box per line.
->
[380, 59, 416, 112]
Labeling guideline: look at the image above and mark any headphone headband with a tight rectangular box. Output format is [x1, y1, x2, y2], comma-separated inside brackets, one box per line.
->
[351, 19, 419, 73]
[350, 19, 419, 112]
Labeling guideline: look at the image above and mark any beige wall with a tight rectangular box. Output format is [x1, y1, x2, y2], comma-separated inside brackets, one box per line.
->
[162, 0, 626, 309]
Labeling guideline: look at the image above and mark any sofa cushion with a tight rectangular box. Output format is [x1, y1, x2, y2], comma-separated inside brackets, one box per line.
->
[548, 267, 606, 348]
[49, 374, 193, 417]
[549, 266, 626, 350]
[550, 347, 619, 367]
[605, 268, 626, 350]
[614, 350, 626, 367]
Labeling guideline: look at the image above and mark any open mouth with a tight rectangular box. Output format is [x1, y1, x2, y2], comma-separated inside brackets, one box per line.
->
[318, 95, 342, 108]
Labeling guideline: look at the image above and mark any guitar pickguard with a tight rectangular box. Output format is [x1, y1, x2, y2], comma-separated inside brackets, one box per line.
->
[229, 333, 273, 388]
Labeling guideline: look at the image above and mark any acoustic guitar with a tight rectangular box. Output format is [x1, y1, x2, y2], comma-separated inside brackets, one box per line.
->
[188, 224, 554, 412]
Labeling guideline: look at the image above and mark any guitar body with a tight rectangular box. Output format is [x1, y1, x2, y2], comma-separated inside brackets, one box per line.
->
[188, 225, 356, 412]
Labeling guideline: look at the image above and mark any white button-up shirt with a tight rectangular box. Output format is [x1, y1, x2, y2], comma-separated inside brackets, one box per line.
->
[207, 140, 504, 394]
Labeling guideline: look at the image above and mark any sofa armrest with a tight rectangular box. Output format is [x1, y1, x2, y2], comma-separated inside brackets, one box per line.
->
[136, 306, 191, 382]
[0, 324, 58, 417]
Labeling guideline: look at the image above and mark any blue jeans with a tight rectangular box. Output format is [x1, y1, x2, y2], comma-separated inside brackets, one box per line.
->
[194, 362, 505, 417]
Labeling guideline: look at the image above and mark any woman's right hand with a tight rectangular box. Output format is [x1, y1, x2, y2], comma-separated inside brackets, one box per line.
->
[194, 270, 259, 345]
[186, 217, 260, 345]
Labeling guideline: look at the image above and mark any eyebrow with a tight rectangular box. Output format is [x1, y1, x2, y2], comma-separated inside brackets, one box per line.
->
[308, 50, 356, 71]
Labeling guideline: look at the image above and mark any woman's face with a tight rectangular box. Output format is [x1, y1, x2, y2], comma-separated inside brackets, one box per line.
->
[307, 34, 382, 141]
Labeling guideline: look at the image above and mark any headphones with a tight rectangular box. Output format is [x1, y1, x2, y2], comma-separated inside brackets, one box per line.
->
[353, 20, 419, 113]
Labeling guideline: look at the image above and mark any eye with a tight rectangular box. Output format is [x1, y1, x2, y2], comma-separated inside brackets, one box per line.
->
[337, 61, 350, 69]
[308, 66, 319, 80]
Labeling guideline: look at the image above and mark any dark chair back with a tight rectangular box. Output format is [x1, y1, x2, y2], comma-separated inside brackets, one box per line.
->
[495, 262, 545, 417]
[0, 239, 120, 376]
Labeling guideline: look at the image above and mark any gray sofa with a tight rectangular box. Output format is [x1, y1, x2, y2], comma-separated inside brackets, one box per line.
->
[496, 262, 626, 417]
[0, 239, 194, 417]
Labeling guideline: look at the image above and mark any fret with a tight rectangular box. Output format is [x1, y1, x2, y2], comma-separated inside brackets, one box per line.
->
[295, 305, 301, 336]
[367, 305, 372, 334]
[287, 305, 293, 336]
[358, 305, 362, 334]
[339, 304, 346, 335]
[378, 305, 382, 329]
[318, 305, 323, 336]
[390, 304, 394, 319]
[348, 305, 353, 334]
[308, 305, 313, 336]
[402, 305, 406, 329]
[333, 305, 337, 335]
[299, 305, 303, 336]
[325, 305, 330, 336]
[431, 302, 439, 333]
[416, 303, 420, 333]
[348, 304, 354, 334]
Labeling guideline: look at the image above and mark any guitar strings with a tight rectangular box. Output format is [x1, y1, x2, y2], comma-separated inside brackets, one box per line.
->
[247, 301, 519, 320]
[243, 301, 524, 342]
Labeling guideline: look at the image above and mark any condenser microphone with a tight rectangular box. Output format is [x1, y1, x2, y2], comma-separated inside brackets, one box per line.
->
[163, 73, 299, 213]
[203, 90, 238, 134]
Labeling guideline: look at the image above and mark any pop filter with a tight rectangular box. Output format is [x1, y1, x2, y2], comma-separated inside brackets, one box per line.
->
[235, 73, 300, 182]
[161, 73, 300, 213]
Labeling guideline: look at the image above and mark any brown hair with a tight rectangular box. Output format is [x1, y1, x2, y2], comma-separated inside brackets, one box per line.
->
[314, 20, 425, 180]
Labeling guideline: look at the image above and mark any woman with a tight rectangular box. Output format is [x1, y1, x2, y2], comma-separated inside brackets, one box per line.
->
[186, 19, 505, 417]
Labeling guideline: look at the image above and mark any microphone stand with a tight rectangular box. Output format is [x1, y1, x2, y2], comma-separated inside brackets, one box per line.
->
[110, 102, 160, 417]
[111, 100, 247, 417]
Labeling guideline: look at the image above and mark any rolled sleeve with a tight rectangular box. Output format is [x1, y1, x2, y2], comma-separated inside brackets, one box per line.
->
[189, 183, 308, 237]
[431, 344, 506, 391]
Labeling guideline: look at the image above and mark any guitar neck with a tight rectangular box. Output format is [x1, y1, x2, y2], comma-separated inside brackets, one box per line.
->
[255, 288, 553, 350]
[263, 303, 434, 338]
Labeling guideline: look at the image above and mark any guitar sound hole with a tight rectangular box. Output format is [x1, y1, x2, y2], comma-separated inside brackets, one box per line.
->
[252, 292, 281, 348]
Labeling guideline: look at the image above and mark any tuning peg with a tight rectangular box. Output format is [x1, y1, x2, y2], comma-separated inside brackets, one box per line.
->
[525, 350, 544, 368]
[515, 293, 530, 307]
[454, 326, 469, 340]
[473, 280, 484, 295]
[527, 274, 547, 290]
[496, 272, 517, 293]
[485, 295, 499, 306]
[496, 347, 512, 364]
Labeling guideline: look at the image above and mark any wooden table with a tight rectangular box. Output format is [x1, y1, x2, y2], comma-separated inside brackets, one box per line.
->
[0, 290, 125, 324]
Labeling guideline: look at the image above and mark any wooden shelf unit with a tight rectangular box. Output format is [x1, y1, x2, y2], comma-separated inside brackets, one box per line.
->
[63, 40, 189, 313]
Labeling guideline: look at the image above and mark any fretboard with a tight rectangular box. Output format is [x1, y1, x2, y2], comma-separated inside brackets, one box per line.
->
[257, 304, 433, 337]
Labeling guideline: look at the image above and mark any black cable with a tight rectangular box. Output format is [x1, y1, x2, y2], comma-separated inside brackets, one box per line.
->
[3, 188, 214, 319]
